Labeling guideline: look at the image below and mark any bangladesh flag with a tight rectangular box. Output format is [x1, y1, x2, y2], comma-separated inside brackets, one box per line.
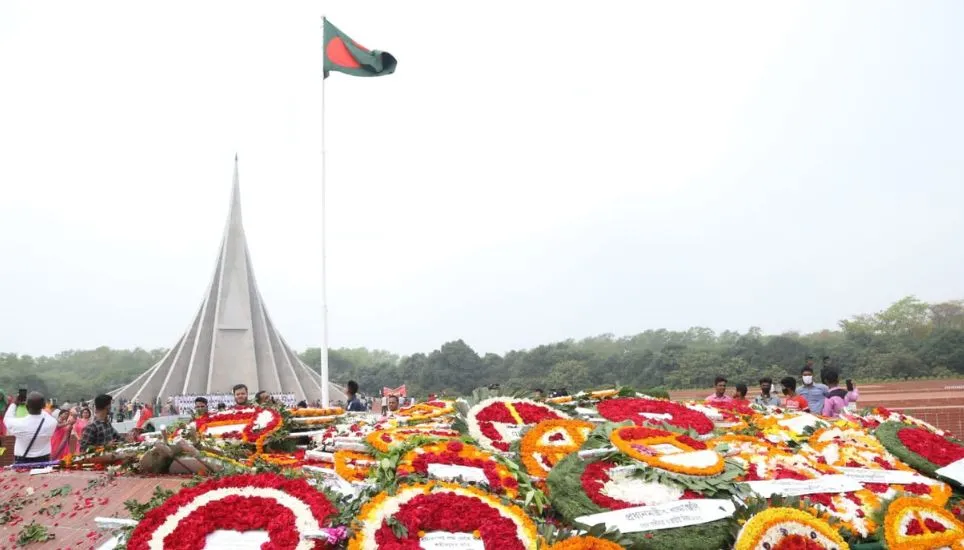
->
[323, 19, 397, 78]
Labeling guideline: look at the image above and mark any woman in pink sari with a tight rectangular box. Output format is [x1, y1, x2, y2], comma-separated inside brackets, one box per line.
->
[51, 410, 76, 460]
[71, 408, 91, 455]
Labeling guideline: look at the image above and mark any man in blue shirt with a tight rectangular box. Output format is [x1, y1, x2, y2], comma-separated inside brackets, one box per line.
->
[797, 363, 828, 414]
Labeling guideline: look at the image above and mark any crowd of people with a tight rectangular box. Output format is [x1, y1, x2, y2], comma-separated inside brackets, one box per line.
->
[0, 390, 131, 465]
[705, 354, 859, 416]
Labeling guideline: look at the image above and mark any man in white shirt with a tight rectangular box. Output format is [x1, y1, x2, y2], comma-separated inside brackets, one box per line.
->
[4, 391, 57, 464]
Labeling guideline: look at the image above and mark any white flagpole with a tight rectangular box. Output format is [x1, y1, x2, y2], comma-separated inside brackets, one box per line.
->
[320, 15, 331, 407]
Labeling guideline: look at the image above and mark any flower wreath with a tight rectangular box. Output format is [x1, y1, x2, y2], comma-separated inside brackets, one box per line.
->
[709, 434, 779, 459]
[609, 425, 725, 476]
[858, 407, 949, 436]
[547, 535, 622, 550]
[347, 481, 539, 550]
[333, 450, 375, 482]
[803, 425, 953, 505]
[466, 397, 569, 452]
[733, 507, 849, 550]
[397, 440, 522, 496]
[752, 412, 826, 443]
[289, 407, 345, 418]
[519, 418, 595, 479]
[734, 450, 880, 538]
[881, 496, 964, 550]
[125, 472, 338, 550]
[192, 407, 284, 454]
[545, 388, 620, 405]
[806, 426, 892, 468]
[686, 401, 751, 431]
[596, 397, 715, 435]
[739, 451, 834, 483]
[365, 426, 461, 453]
[395, 400, 455, 423]
[875, 421, 964, 481]
[545, 452, 732, 550]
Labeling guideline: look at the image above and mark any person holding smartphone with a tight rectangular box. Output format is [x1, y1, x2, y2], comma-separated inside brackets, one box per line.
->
[821, 369, 859, 417]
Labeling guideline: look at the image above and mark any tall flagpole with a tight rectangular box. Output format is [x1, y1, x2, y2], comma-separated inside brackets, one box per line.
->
[320, 15, 331, 407]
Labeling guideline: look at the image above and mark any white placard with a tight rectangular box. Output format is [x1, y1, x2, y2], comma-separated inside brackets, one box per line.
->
[497, 423, 526, 441]
[426, 463, 488, 484]
[744, 475, 863, 497]
[205, 530, 270, 549]
[304, 466, 355, 497]
[837, 467, 938, 486]
[575, 499, 734, 534]
[935, 457, 964, 486]
[639, 412, 673, 421]
[419, 531, 485, 550]
[648, 443, 683, 455]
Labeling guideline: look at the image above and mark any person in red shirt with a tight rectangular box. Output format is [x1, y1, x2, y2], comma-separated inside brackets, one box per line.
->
[732, 383, 750, 406]
[779, 376, 809, 411]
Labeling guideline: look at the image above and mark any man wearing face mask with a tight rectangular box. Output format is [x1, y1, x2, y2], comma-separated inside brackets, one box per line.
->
[797, 361, 829, 414]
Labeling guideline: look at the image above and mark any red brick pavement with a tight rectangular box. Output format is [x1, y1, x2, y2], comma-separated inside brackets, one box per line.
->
[0, 470, 186, 550]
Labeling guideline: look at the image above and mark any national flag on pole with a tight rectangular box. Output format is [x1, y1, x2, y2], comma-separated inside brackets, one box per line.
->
[323, 19, 397, 79]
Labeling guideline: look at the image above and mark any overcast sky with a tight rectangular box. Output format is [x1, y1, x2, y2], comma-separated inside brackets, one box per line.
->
[1, 1, 963, 358]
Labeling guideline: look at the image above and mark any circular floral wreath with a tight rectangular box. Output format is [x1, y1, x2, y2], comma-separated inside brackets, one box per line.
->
[752, 412, 825, 443]
[347, 481, 538, 550]
[596, 397, 715, 435]
[333, 450, 375, 482]
[519, 418, 594, 479]
[126, 473, 338, 550]
[545, 452, 732, 550]
[396, 400, 455, 423]
[806, 426, 892, 468]
[733, 507, 849, 550]
[609, 425, 725, 476]
[875, 421, 964, 481]
[397, 440, 521, 496]
[882, 496, 964, 550]
[467, 397, 568, 452]
[365, 426, 461, 453]
[192, 407, 284, 454]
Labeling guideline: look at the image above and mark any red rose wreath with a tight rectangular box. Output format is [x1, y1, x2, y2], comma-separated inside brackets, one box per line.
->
[126, 473, 338, 550]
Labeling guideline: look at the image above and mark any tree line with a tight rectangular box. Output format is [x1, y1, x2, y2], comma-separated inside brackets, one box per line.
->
[3, 296, 963, 402]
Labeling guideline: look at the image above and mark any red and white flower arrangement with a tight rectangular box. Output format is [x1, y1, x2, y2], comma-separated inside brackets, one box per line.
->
[876, 420, 964, 480]
[397, 440, 521, 496]
[125, 473, 338, 550]
[608, 425, 725, 476]
[596, 397, 715, 436]
[580, 460, 702, 510]
[365, 425, 461, 453]
[466, 397, 568, 452]
[347, 481, 539, 550]
[190, 407, 284, 454]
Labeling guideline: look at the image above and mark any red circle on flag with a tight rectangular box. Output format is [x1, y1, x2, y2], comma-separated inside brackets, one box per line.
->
[326, 37, 361, 69]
